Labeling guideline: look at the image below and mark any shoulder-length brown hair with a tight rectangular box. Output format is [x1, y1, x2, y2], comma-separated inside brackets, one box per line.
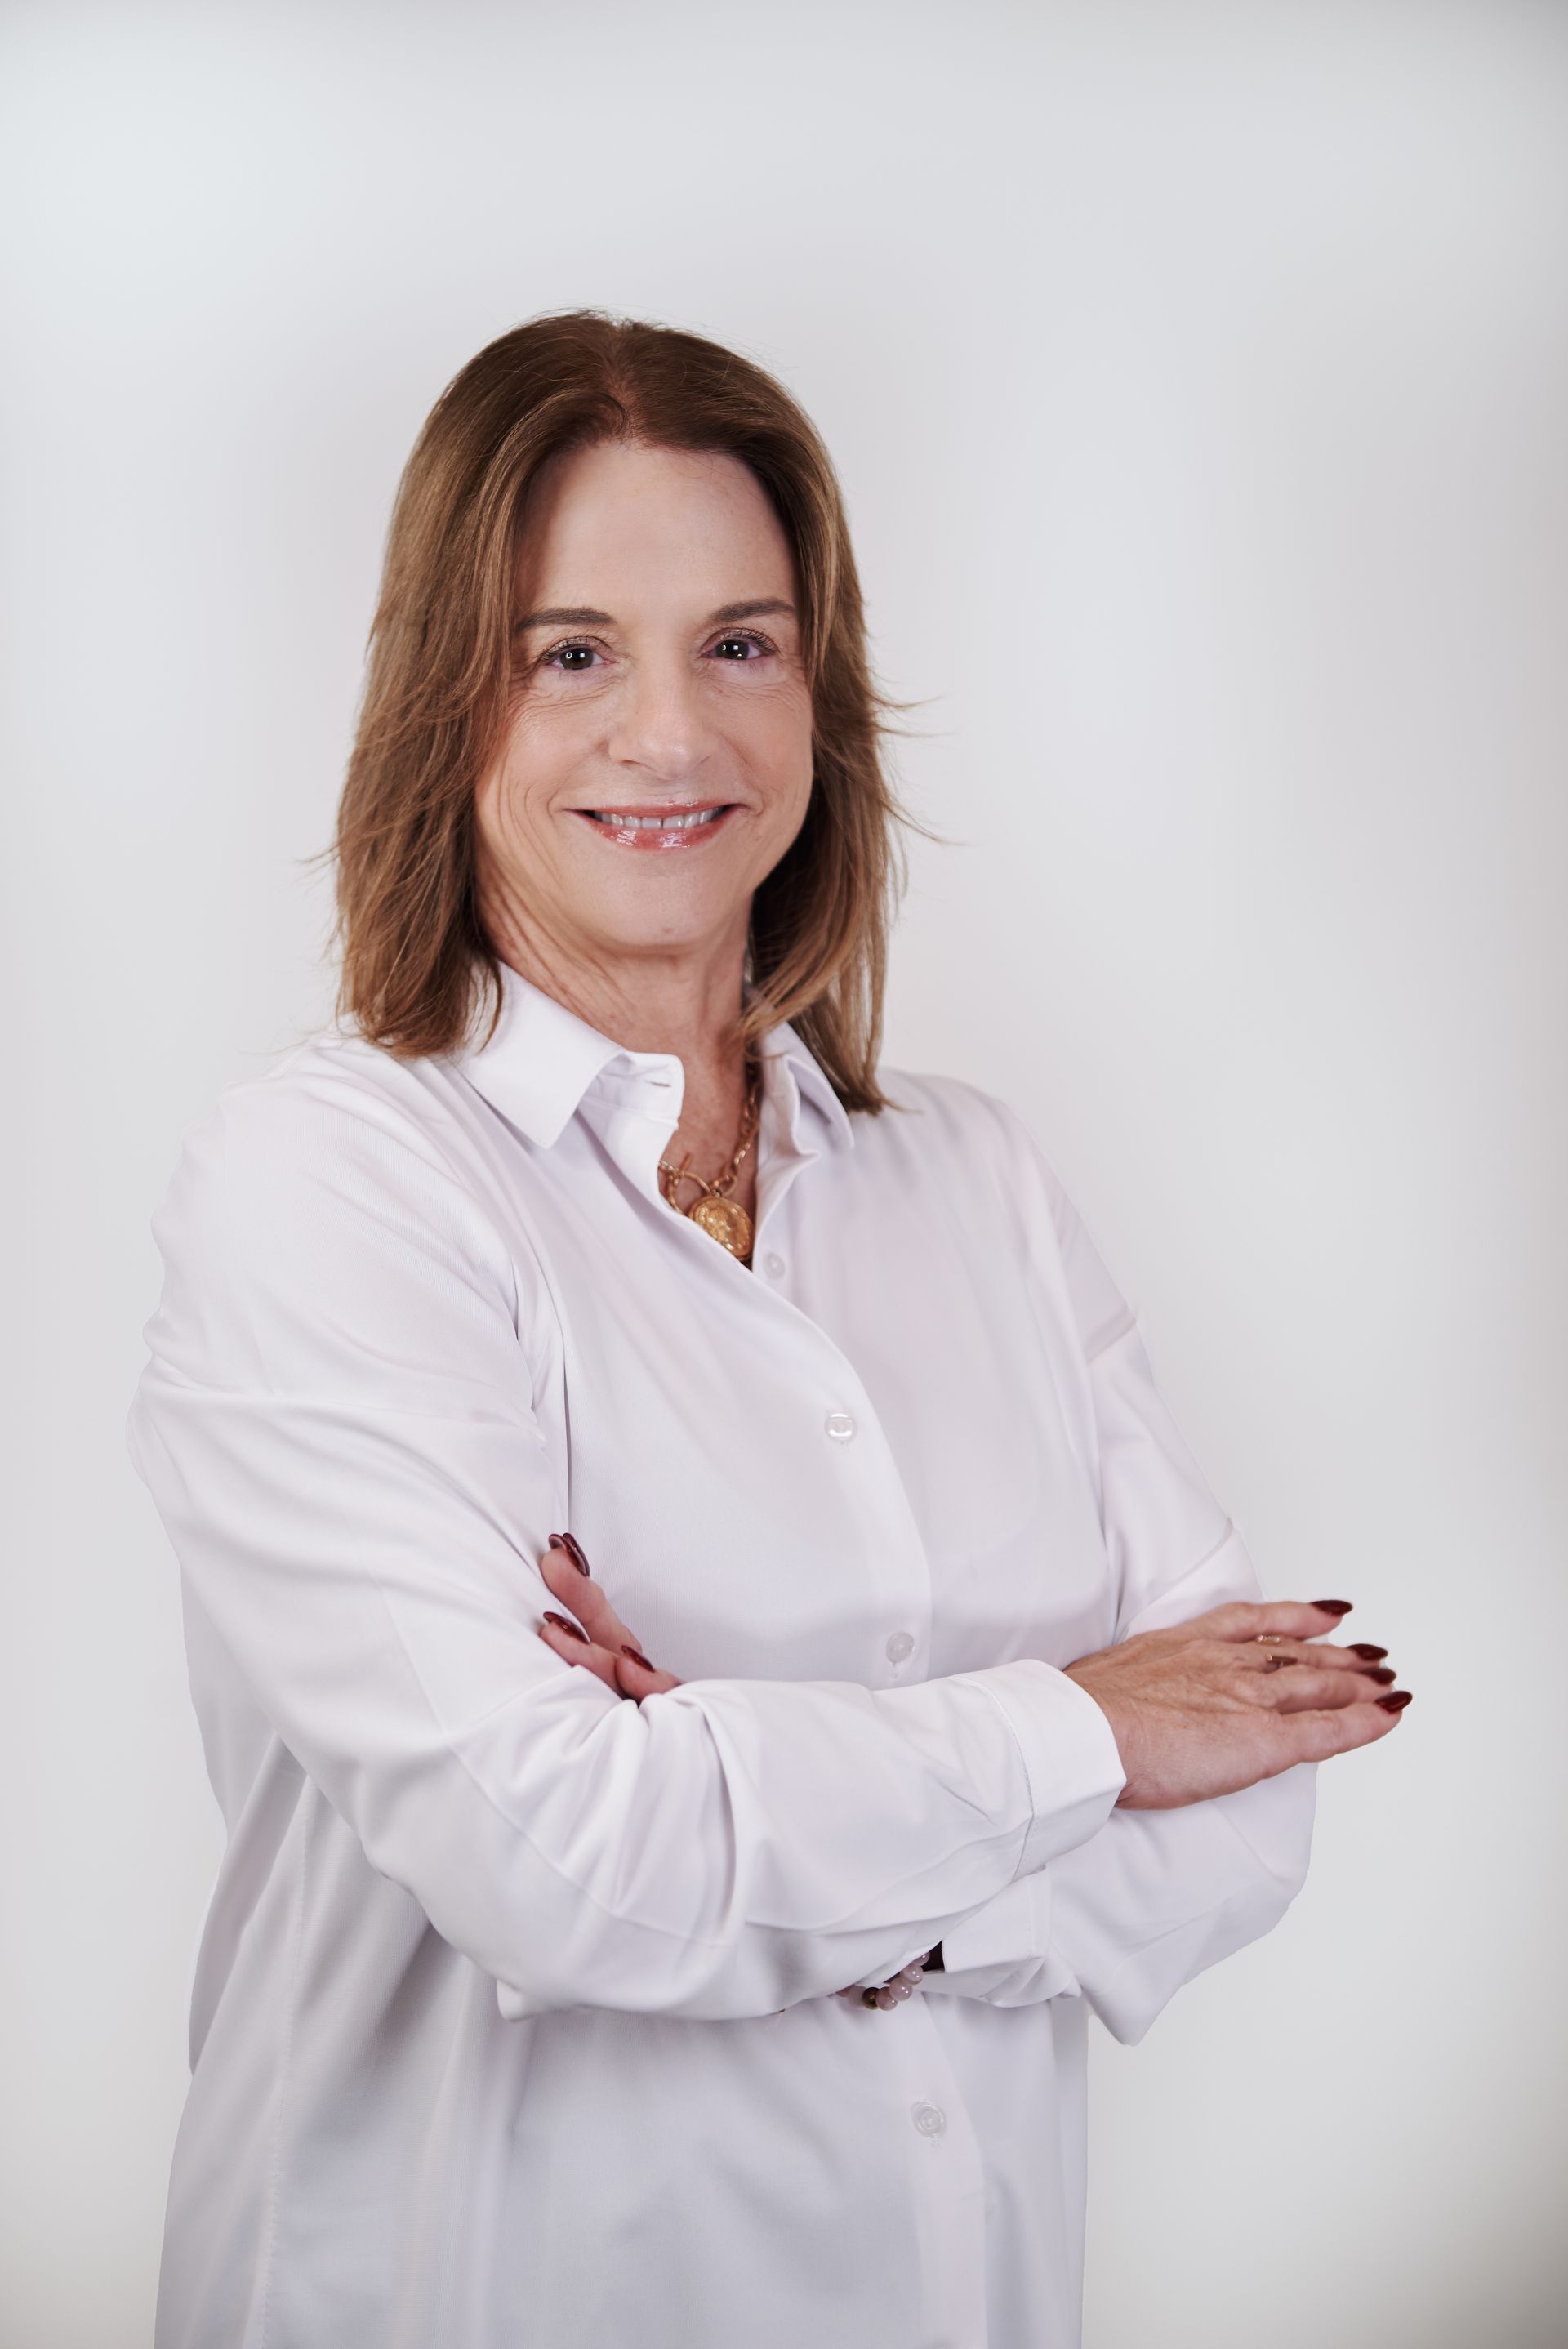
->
[332, 308, 927, 1113]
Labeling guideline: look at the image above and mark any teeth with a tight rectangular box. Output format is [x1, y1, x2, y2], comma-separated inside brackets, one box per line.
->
[587, 807, 725, 830]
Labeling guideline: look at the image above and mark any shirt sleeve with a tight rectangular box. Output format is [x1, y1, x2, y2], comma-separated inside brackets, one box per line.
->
[928, 1112, 1316, 2043]
[127, 1068, 1126, 2027]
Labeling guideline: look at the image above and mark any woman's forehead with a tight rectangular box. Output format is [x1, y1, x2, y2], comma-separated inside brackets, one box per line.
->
[514, 442, 793, 604]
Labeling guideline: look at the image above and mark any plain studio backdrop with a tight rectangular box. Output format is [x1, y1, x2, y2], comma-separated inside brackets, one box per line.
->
[3, 3, 1565, 2343]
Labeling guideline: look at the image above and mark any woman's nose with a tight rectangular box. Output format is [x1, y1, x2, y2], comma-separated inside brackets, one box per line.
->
[605, 653, 719, 783]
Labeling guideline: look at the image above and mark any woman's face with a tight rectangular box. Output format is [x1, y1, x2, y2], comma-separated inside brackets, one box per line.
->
[476, 439, 815, 978]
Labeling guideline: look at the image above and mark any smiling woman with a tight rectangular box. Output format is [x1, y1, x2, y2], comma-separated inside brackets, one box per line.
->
[473, 432, 823, 1246]
[474, 438, 816, 1198]
[333, 316, 906, 1138]
[128, 308, 1407, 2349]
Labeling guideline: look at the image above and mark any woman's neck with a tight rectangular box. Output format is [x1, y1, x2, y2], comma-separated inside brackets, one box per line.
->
[497, 926, 759, 1201]
[502, 929, 746, 1068]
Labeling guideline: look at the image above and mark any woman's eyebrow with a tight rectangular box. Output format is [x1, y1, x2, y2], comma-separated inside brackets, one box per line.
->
[708, 599, 796, 625]
[513, 597, 797, 633]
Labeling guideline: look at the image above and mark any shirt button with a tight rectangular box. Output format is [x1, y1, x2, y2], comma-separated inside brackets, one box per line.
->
[824, 1411, 857, 1442]
[911, 2103, 947, 2138]
[763, 1252, 786, 1279]
[884, 1631, 915, 1665]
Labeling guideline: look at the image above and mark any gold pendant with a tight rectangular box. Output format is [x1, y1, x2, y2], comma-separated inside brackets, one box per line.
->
[689, 1194, 754, 1259]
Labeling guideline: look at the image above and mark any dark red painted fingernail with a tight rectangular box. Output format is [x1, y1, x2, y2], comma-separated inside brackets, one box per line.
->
[620, 1643, 656, 1672]
[1311, 1599, 1353, 1615]
[1349, 1643, 1388, 1660]
[548, 1533, 591, 1576]
[542, 1610, 588, 1643]
[1370, 1666, 1396, 1684]
[1376, 1690, 1413, 1711]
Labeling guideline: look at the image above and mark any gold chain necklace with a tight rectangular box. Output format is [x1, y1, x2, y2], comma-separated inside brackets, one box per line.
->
[657, 1061, 763, 1262]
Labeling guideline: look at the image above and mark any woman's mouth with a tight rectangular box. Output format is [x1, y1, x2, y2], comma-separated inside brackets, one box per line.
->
[570, 804, 739, 849]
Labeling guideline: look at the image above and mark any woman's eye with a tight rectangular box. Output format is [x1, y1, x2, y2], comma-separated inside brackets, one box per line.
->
[540, 631, 774, 675]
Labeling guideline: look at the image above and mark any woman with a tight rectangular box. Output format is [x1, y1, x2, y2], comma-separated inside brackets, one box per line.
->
[128, 310, 1409, 2349]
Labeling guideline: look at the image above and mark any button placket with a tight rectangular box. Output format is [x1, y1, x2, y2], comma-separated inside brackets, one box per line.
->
[893, 2015, 987, 2340]
[807, 1382, 933, 1684]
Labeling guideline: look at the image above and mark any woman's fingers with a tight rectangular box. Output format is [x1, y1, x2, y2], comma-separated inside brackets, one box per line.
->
[538, 1540, 590, 1610]
[1258, 1663, 1388, 1713]
[1246, 1639, 1395, 1681]
[1201, 1598, 1361, 1643]
[1073, 1600, 1413, 1803]
[1202, 1598, 1402, 1678]
[536, 1613, 621, 1694]
[1276, 1693, 1410, 1768]
[612, 1648, 683, 1697]
[540, 1540, 644, 1652]
[536, 1616, 680, 1696]
[536, 1540, 683, 1698]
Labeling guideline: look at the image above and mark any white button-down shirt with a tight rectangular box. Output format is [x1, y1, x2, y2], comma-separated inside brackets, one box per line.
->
[127, 965, 1315, 2349]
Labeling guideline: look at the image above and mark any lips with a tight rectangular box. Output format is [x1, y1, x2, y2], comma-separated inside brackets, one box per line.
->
[569, 802, 740, 848]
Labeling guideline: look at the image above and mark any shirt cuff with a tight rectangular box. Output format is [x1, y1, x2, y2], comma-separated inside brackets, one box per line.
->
[936, 1870, 1054, 1976]
[956, 1657, 1127, 1875]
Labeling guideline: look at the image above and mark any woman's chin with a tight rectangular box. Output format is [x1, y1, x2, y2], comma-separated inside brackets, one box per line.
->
[568, 885, 755, 965]
[555, 834, 774, 959]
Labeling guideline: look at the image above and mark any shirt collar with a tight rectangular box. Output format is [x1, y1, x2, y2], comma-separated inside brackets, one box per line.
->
[455, 961, 855, 1154]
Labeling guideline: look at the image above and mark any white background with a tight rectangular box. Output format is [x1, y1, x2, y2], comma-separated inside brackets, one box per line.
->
[3, 3, 1565, 2342]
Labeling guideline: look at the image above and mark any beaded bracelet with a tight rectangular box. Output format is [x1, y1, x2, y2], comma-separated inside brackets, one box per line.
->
[858, 1942, 944, 2011]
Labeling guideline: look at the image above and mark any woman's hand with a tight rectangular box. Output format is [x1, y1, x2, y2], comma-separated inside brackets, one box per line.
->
[1064, 1598, 1411, 1809]
[534, 1536, 682, 1699]
[535, 1550, 1408, 1980]
[536, 1536, 931, 2008]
